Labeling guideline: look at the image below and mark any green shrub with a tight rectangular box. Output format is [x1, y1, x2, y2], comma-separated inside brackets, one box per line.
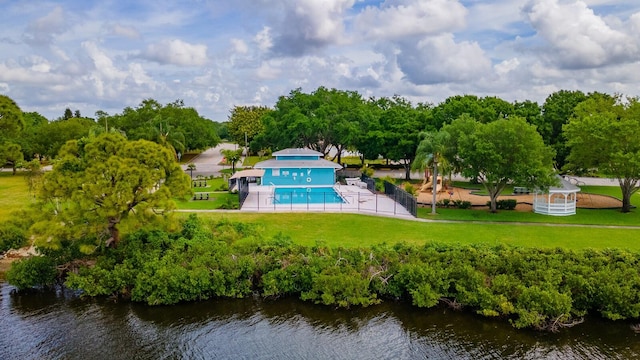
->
[0, 222, 27, 253]
[360, 166, 374, 178]
[6, 256, 57, 290]
[487, 199, 518, 210]
[402, 182, 417, 196]
[457, 200, 472, 209]
[36, 216, 640, 331]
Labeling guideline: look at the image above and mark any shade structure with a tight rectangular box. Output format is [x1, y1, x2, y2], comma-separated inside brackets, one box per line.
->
[533, 176, 580, 216]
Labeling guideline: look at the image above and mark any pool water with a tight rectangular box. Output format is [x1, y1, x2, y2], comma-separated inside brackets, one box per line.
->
[274, 187, 345, 204]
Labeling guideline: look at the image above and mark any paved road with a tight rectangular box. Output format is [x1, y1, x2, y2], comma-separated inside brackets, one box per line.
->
[182, 143, 242, 178]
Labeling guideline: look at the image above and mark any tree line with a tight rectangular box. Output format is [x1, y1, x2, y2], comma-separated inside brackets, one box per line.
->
[227, 88, 640, 212]
[0, 96, 222, 173]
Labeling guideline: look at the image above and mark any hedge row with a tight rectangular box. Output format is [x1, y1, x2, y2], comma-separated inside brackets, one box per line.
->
[8, 215, 640, 331]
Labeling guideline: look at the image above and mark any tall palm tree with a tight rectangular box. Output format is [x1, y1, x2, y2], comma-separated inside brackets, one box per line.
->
[413, 130, 451, 215]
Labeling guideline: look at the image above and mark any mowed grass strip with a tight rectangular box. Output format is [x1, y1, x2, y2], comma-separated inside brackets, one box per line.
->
[0, 173, 32, 219]
[192, 212, 640, 251]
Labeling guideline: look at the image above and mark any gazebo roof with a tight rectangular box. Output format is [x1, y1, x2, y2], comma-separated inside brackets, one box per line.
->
[547, 175, 581, 193]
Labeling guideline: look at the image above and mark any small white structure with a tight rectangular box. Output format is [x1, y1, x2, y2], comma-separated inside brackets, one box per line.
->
[345, 177, 368, 189]
[533, 176, 581, 216]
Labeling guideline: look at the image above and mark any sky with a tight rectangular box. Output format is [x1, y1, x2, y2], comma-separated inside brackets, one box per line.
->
[1, 0, 639, 122]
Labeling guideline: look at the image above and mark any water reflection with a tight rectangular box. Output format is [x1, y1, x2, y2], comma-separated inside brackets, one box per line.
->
[1, 282, 639, 360]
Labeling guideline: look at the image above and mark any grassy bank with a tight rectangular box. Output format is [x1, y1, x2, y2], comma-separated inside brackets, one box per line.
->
[190, 212, 640, 251]
[0, 173, 32, 218]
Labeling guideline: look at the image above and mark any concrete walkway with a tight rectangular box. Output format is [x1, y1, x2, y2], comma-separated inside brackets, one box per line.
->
[182, 143, 240, 178]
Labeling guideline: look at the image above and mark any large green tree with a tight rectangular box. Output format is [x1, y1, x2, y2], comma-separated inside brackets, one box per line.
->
[260, 87, 366, 162]
[33, 133, 191, 249]
[227, 105, 271, 150]
[17, 112, 49, 161]
[371, 96, 429, 180]
[37, 117, 96, 159]
[564, 95, 640, 212]
[430, 95, 513, 129]
[541, 90, 588, 169]
[0, 142, 23, 175]
[413, 129, 451, 214]
[0, 94, 25, 141]
[450, 117, 556, 212]
[102, 99, 219, 153]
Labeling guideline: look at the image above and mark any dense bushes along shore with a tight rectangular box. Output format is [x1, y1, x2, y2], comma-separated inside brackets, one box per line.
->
[7, 215, 640, 331]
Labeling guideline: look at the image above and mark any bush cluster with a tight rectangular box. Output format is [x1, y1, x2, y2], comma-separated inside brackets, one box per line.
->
[486, 199, 518, 210]
[0, 222, 27, 253]
[10, 215, 640, 331]
[436, 199, 472, 209]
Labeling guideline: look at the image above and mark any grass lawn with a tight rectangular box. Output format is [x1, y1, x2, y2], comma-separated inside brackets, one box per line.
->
[0, 173, 33, 218]
[191, 212, 640, 251]
[175, 192, 238, 210]
[191, 177, 228, 192]
[243, 156, 269, 167]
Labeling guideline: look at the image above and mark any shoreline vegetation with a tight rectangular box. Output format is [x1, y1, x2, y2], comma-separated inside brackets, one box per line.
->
[2, 171, 640, 332]
[5, 215, 640, 332]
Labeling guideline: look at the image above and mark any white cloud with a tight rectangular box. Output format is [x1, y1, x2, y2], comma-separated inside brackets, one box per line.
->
[230, 39, 249, 54]
[0, 62, 65, 84]
[355, 0, 467, 39]
[266, 0, 355, 56]
[254, 27, 273, 52]
[495, 58, 520, 75]
[22, 6, 66, 46]
[256, 61, 281, 80]
[144, 39, 209, 66]
[396, 34, 493, 85]
[110, 24, 140, 39]
[523, 0, 639, 69]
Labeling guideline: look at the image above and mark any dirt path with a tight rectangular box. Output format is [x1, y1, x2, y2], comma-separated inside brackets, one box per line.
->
[416, 187, 623, 210]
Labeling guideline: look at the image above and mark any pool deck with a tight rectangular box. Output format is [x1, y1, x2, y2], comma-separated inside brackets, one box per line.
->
[240, 184, 414, 219]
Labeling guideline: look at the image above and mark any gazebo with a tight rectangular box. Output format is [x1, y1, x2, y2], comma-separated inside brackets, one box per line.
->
[532, 176, 581, 216]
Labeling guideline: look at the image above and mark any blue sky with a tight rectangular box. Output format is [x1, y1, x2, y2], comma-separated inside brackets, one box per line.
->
[1, 0, 639, 121]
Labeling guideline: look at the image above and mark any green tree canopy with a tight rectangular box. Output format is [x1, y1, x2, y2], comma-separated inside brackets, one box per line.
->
[17, 112, 49, 161]
[448, 117, 556, 212]
[0, 142, 23, 175]
[227, 105, 271, 149]
[259, 87, 366, 162]
[541, 90, 589, 169]
[221, 148, 243, 173]
[564, 95, 640, 212]
[0, 94, 25, 141]
[102, 99, 220, 153]
[371, 95, 429, 180]
[430, 95, 513, 129]
[32, 132, 191, 249]
[37, 117, 96, 159]
[413, 129, 451, 214]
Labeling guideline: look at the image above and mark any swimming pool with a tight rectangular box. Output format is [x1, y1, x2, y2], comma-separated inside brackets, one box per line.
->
[273, 187, 346, 204]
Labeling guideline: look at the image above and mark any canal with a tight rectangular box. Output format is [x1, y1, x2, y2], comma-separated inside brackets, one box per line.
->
[1, 282, 638, 359]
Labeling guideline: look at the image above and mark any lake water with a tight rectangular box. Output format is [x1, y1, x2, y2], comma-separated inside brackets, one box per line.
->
[1, 282, 638, 359]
